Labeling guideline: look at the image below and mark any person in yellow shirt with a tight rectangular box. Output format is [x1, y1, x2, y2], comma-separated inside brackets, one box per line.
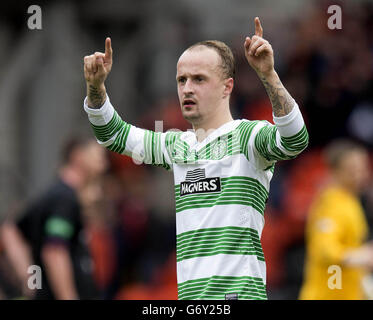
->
[299, 139, 373, 300]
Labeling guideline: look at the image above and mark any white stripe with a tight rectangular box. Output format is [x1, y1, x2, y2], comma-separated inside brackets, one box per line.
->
[176, 204, 265, 237]
[155, 133, 162, 165]
[272, 101, 305, 137]
[162, 133, 173, 170]
[124, 125, 146, 158]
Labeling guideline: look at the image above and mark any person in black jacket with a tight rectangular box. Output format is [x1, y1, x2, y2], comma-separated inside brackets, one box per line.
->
[1, 136, 108, 299]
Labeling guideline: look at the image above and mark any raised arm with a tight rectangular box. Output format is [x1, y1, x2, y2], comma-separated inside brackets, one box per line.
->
[82, 38, 176, 170]
[243, 17, 309, 166]
[84, 37, 112, 108]
[244, 17, 293, 117]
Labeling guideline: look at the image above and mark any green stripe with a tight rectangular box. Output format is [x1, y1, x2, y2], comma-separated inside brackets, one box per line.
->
[281, 125, 309, 152]
[91, 111, 123, 142]
[165, 131, 181, 166]
[91, 111, 174, 170]
[282, 125, 308, 143]
[178, 274, 264, 288]
[176, 226, 264, 263]
[142, 130, 172, 170]
[143, 130, 152, 164]
[177, 230, 262, 248]
[237, 120, 259, 161]
[255, 121, 309, 162]
[179, 279, 266, 292]
[179, 284, 267, 299]
[178, 275, 267, 300]
[107, 123, 131, 154]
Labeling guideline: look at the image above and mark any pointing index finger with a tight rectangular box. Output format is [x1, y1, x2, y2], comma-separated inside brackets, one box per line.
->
[105, 37, 112, 60]
[255, 17, 263, 37]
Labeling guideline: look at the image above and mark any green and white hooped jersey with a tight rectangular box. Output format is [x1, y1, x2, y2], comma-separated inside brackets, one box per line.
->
[84, 96, 308, 300]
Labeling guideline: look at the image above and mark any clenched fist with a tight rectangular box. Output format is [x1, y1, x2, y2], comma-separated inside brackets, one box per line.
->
[84, 37, 113, 87]
[244, 17, 274, 78]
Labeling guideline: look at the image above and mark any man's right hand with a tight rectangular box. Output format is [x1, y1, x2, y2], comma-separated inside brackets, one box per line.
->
[84, 38, 113, 108]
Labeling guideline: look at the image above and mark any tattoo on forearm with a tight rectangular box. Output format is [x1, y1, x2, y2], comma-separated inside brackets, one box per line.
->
[260, 77, 293, 117]
[88, 85, 106, 109]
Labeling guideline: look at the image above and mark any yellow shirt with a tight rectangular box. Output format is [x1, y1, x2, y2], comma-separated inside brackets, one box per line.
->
[299, 186, 368, 300]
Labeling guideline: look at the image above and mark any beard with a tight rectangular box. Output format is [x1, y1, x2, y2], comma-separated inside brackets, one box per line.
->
[181, 105, 203, 124]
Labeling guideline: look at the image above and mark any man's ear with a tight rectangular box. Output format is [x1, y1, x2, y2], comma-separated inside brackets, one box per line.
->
[223, 78, 234, 98]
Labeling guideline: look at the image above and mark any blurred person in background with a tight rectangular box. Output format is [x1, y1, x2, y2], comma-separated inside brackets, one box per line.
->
[82, 17, 308, 300]
[299, 139, 373, 300]
[0, 136, 108, 299]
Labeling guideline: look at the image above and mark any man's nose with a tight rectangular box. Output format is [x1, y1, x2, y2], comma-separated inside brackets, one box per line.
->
[183, 79, 194, 94]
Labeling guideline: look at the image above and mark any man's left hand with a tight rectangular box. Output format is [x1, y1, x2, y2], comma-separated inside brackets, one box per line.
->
[244, 17, 275, 78]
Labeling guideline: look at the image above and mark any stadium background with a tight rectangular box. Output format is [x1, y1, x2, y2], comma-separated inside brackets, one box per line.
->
[0, 0, 373, 299]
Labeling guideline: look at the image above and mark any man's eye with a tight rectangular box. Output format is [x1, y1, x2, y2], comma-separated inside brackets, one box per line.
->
[178, 78, 186, 84]
[196, 77, 203, 82]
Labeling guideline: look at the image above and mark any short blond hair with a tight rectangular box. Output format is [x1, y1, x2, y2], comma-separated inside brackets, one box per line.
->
[187, 40, 235, 80]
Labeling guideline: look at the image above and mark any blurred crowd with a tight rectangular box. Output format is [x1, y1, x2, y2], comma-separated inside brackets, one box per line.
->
[0, 0, 373, 299]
